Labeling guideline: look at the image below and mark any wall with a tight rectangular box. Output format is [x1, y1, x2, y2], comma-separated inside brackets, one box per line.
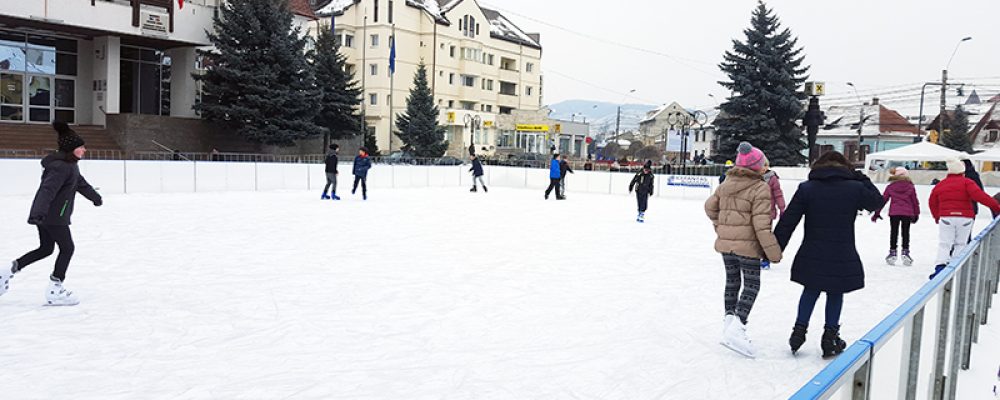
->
[105, 114, 259, 153]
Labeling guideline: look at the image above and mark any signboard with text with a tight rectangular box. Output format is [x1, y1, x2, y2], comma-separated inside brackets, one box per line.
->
[516, 124, 549, 132]
[140, 10, 170, 37]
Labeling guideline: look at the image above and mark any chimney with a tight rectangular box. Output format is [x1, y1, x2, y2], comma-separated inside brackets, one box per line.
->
[527, 33, 541, 45]
[872, 97, 880, 106]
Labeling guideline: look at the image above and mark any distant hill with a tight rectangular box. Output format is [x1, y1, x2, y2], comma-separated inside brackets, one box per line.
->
[548, 100, 657, 135]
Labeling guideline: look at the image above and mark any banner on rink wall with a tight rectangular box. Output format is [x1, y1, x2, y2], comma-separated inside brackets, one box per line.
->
[667, 175, 711, 188]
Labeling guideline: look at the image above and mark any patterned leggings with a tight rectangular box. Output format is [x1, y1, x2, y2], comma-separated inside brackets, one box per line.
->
[722, 254, 761, 324]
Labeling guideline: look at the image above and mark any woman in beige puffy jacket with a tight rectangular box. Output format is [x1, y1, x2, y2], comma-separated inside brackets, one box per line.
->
[704, 142, 782, 358]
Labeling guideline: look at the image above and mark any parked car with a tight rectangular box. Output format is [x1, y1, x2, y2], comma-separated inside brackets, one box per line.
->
[435, 156, 465, 166]
[507, 153, 547, 168]
[385, 151, 417, 165]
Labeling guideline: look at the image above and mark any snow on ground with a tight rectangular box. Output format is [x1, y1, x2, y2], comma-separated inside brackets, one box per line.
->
[957, 297, 1000, 399]
[0, 185, 974, 399]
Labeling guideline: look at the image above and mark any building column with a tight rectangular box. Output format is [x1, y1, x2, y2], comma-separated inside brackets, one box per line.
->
[167, 47, 199, 118]
[91, 36, 121, 126]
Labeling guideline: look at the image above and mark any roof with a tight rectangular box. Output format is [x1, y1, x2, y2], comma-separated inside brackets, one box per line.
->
[821, 104, 920, 137]
[970, 102, 999, 144]
[289, 0, 317, 20]
[865, 141, 968, 164]
[480, 8, 542, 49]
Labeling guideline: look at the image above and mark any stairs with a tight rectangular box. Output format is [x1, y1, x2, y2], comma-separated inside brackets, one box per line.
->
[0, 123, 122, 153]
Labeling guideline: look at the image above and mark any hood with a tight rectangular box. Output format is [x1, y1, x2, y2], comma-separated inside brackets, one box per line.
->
[888, 175, 912, 183]
[762, 170, 778, 180]
[808, 166, 856, 181]
[41, 152, 73, 168]
[718, 167, 764, 195]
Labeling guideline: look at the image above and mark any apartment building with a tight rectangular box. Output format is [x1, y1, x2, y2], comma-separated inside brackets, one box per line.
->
[312, 0, 544, 156]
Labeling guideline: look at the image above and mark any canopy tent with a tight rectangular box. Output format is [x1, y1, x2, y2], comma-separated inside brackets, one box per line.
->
[969, 148, 1000, 162]
[864, 141, 968, 170]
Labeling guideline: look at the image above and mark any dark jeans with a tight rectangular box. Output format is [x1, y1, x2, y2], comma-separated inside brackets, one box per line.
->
[544, 178, 562, 198]
[16, 225, 75, 281]
[636, 191, 649, 212]
[352, 176, 367, 196]
[323, 172, 338, 195]
[890, 216, 912, 250]
[795, 288, 844, 328]
[722, 254, 761, 324]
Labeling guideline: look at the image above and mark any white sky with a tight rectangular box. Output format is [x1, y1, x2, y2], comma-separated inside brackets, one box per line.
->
[480, 0, 1000, 111]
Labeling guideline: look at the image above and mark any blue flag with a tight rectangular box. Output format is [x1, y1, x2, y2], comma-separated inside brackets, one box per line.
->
[330, 14, 335, 32]
[389, 35, 396, 75]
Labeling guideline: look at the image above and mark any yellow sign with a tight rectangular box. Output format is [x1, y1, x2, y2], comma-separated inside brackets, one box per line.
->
[805, 81, 826, 96]
[516, 124, 549, 132]
[484, 120, 494, 127]
[554, 124, 562, 133]
[928, 130, 939, 144]
[447, 112, 456, 123]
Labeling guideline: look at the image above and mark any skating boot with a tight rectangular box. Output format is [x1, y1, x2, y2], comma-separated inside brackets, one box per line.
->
[886, 249, 897, 266]
[321, 193, 331, 200]
[901, 249, 913, 266]
[637, 212, 645, 223]
[821, 326, 847, 359]
[723, 314, 735, 337]
[721, 317, 756, 358]
[0, 261, 15, 297]
[483, 186, 488, 193]
[760, 260, 770, 270]
[45, 277, 79, 306]
[789, 323, 808, 354]
[929, 264, 946, 280]
[470, 186, 477, 192]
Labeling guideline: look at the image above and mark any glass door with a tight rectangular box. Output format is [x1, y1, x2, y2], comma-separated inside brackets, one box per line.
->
[26, 75, 52, 123]
[0, 72, 24, 121]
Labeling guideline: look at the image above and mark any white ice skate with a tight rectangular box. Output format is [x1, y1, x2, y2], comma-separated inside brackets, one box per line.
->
[723, 314, 735, 337]
[901, 250, 913, 266]
[0, 261, 13, 297]
[637, 212, 645, 223]
[721, 318, 756, 358]
[45, 279, 79, 306]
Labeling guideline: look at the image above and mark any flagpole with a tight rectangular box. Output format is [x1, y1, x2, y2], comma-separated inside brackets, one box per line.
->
[361, 14, 368, 150]
[389, 23, 396, 155]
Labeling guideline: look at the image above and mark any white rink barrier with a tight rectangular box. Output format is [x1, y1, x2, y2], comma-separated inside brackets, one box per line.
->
[0, 159, 719, 200]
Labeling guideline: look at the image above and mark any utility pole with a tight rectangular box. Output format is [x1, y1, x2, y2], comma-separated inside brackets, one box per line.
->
[614, 106, 621, 140]
[940, 69, 949, 134]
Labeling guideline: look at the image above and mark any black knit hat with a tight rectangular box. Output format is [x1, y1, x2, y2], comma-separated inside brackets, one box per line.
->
[53, 122, 85, 153]
[644, 160, 652, 169]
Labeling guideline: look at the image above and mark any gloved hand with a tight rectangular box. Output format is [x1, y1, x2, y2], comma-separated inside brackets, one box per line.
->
[871, 213, 882, 222]
[912, 215, 918, 224]
[93, 198, 103, 207]
[27, 215, 45, 225]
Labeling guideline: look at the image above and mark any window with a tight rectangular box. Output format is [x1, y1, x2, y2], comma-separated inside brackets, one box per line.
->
[374, 0, 379, 23]
[500, 57, 517, 71]
[449, 73, 455, 85]
[526, 86, 533, 96]
[486, 54, 495, 66]
[526, 63, 534, 73]
[462, 47, 482, 62]
[449, 46, 456, 58]
[369, 93, 378, 106]
[344, 34, 354, 48]
[485, 80, 494, 91]
[988, 130, 1000, 143]
[370, 34, 379, 47]
[499, 81, 517, 96]
[461, 101, 475, 110]
[462, 75, 476, 87]
[388, 0, 394, 23]
[485, 105, 493, 112]
[370, 64, 378, 76]
[448, 100, 455, 108]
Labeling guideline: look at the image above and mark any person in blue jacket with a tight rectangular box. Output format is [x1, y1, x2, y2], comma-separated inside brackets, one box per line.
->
[544, 153, 564, 200]
[352, 147, 372, 200]
[469, 154, 487, 193]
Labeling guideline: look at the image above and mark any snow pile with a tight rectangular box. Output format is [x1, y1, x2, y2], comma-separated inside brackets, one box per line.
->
[488, 13, 540, 48]
[316, 0, 358, 16]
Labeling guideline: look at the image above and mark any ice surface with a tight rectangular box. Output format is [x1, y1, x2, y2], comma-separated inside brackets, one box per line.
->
[0, 185, 983, 399]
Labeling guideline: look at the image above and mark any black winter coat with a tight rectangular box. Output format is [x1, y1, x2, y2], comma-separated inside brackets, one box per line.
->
[470, 158, 484, 177]
[629, 171, 654, 194]
[963, 159, 984, 215]
[28, 152, 102, 226]
[774, 167, 883, 293]
[325, 153, 339, 173]
[559, 160, 573, 178]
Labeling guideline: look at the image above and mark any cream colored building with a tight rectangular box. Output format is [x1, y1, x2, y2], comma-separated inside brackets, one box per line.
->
[311, 0, 543, 156]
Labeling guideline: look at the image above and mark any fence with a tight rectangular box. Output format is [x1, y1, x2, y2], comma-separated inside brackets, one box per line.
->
[790, 217, 1000, 399]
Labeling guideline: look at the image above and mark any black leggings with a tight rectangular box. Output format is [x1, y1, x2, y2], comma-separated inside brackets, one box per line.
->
[352, 176, 367, 196]
[16, 225, 75, 281]
[889, 216, 912, 250]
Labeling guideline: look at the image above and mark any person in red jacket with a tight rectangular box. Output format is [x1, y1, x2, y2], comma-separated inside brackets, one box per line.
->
[928, 158, 1000, 279]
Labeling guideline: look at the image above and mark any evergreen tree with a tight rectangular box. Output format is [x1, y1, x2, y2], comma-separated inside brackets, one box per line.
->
[195, 0, 324, 147]
[942, 105, 973, 153]
[311, 27, 363, 149]
[715, 1, 809, 166]
[395, 62, 448, 157]
[363, 127, 381, 156]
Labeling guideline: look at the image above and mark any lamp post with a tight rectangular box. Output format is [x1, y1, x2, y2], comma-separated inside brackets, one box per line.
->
[464, 114, 482, 156]
[614, 89, 636, 141]
[941, 37, 972, 132]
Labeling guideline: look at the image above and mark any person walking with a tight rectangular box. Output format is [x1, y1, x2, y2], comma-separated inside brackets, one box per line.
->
[963, 158, 985, 242]
[322, 144, 341, 200]
[928, 158, 1000, 279]
[705, 142, 782, 358]
[469, 154, 487, 193]
[352, 147, 372, 200]
[760, 159, 786, 270]
[2, 122, 103, 306]
[544, 154, 564, 200]
[774, 151, 884, 358]
[629, 160, 655, 223]
[871, 167, 920, 266]
[559, 155, 574, 197]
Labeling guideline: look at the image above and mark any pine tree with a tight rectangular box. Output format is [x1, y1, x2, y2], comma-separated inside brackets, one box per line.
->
[395, 62, 448, 157]
[363, 127, 381, 156]
[715, 1, 809, 166]
[312, 27, 363, 148]
[942, 105, 973, 153]
[195, 0, 324, 147]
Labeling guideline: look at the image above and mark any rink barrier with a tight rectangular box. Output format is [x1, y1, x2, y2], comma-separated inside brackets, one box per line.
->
[791, 217, 1000, 400]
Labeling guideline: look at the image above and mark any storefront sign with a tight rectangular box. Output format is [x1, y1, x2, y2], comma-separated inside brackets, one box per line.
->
[483, 120, 493, 127]
[447, 112, 456, 123]
[516, 124, 549, 132]
[554, 124, 562, 133]
[140, 10, 170, 37]
[667, 176, 711, 188]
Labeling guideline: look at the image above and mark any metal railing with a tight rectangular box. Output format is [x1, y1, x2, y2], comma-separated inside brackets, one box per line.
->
[791, 217, 1000, 399]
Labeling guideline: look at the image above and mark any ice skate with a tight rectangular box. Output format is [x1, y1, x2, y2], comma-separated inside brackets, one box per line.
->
[321, 193, 331, 200]
[483, 186, 488, 193]
[470, 186, 477, 192]
[723, 314, 735, 337]
[760, 260, 770, 270]
[885, 249, 897, 266]
[821, 326, 847, 359]
[45, 278, 79, 307]
[901, 249, 912, 266]
[0, 261, 14, 297]
[929, 264, 946, 280]
[721, 318, 756, 358]
[637, 212, 645, 223]
[789, 324, 808, 355]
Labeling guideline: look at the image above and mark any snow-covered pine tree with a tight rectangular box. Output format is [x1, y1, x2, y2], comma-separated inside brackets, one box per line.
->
[941, 105, 973, 153]
[716, 1, 809, 166]
[195, 0, 324, 147]
[312, 27, 363, 149]
[395, 62, 448, 157]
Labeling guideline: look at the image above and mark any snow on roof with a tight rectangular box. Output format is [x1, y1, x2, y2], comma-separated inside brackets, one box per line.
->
[316, 0, 359, 16]
[481, 8, 541, 49]
[866, 141, 967, 163]
[819, 104, 919, 137]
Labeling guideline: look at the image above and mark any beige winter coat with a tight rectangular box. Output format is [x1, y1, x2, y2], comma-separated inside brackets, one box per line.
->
[705, 167, 783, 262]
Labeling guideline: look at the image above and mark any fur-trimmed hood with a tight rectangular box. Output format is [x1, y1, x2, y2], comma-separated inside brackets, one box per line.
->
[888, 174, 912, 183]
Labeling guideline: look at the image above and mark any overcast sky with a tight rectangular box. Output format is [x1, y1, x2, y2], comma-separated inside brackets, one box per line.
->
[480, 0, 1000, 111]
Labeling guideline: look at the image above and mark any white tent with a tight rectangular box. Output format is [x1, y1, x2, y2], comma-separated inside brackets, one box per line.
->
[969, 148, 1000, 162]
[864, 141, 968, 170]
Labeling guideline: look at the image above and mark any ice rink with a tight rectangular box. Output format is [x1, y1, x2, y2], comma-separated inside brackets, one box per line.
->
[0, 184, 988, 399]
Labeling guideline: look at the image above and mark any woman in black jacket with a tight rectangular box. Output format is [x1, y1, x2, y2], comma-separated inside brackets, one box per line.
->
[629, 160, 655, 222]
[2, 122, 102, 306]
[774, 151, 883, 358]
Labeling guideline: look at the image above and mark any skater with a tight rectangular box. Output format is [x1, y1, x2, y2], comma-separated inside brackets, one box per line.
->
[352, 147, 372, 200]
[629, 160, 655, 223]
[2, 122, 103, 306]
[871, 167, 920, 266]
[559, 154, 574, 197]
[963, 158, 985, 242]
[704, 142, 782, 358]
[760, 159, 785, 270]
[928, 158, 1000, 279]
[322, 144, 340, 200]
[774, 151, 883, 358]
[469, 154, 487, 193]
[544, 153, 564, 200]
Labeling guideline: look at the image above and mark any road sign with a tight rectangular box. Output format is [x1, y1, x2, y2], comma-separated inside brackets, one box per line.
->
[806, 82, 826, 96]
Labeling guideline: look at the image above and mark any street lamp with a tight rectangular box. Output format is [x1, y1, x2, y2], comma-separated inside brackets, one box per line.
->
[464, 114, 482, 156]
[940, 36, 972, 133]
[946, 36, 973, 71]
[614, 89, 636, 140]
